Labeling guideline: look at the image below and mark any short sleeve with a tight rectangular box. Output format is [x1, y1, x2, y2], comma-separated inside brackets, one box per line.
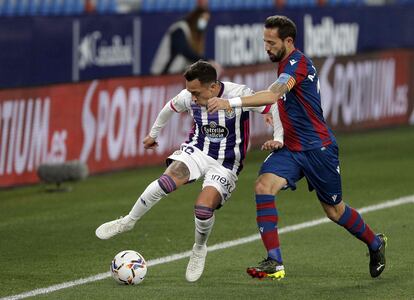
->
[279, 54, 308, 86]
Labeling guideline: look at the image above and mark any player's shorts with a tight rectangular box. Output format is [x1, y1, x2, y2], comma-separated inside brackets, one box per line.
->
[259, 142, 342, 205]
[167, 143, 238, 205]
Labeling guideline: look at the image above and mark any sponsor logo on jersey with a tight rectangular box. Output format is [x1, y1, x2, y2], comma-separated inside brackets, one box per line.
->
[201, 121, 229, 142]
[289, 59, 298, 66]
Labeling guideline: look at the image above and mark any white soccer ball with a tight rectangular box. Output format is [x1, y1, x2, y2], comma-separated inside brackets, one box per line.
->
[110, 250, 147, 285]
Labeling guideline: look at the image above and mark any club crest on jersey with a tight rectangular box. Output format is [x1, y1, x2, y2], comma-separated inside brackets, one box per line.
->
[172, 150, 182, 156]
[201, 121, 229, 142]
[224, 108, 235, 119]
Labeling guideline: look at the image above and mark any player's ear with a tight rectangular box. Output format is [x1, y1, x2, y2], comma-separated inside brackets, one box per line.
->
[285, 37, 294, 45]
[210, 81, 219, 90]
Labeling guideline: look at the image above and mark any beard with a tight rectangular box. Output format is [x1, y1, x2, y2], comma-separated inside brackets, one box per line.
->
[267, 46, 286, 62]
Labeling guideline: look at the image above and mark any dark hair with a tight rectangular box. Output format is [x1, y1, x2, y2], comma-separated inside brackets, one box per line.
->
[184, 6, 210, 55]
[264, 15, 297, 42]
[185, 6, 209, 30]
[183, 60, 217, 84]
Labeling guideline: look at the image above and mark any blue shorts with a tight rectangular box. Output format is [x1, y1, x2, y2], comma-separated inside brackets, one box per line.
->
[259, 143, 342, 205]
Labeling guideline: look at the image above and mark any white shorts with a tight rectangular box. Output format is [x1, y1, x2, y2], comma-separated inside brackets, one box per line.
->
[167, 143, 238, 204]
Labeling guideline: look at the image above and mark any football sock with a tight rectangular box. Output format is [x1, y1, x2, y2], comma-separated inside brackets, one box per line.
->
[256, 194, 282, 263]
[194, 206, 215, 250]
[336, 205, 381, 251]
[128, 174, 176, 221]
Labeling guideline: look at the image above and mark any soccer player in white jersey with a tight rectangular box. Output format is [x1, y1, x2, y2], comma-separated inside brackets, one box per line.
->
[95, 60, 283, 282]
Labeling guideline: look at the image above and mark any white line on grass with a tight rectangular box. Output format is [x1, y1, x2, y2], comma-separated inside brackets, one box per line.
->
[2, 195, 413, 300]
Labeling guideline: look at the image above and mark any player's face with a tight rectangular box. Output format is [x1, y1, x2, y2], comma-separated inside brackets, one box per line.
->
[186, 79, 218, 106]
[263, 28, 291, 62]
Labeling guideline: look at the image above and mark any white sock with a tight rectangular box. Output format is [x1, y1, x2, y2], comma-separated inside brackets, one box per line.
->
[194, 215, 215, 249]
[127, 180, 167, 221]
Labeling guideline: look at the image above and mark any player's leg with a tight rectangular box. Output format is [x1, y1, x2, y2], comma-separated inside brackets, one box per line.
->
[193, 187, 221, 250]
[319, 200, 387, 277]
[305, 143, 386, 277]
[95, 160, 189, 240]
[248, 149, 302, 280]
[186, 186, 222, 282]
[255, 173, 286, 263]
[247, 173, 286, 280]
[126, 160, 189, 221]
[319, 200, 382, 249]
[186, 163, 236, 282]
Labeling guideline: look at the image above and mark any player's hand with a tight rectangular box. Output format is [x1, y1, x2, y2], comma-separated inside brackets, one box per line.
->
[207, 97, 231, 113]
[143, 135, 158, 149]
[264, 114, 273, 127]
[261, 140, 283, 151]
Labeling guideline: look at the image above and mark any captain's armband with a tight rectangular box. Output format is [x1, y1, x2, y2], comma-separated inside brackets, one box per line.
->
[275, 73, 296, 92]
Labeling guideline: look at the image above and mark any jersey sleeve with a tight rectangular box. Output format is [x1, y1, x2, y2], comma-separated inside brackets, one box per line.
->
[148, 102, 175, 139]
[271, 104, 284, 144]
[149, 90, 190, 139]
[277, 54, 308, 91]
[169, 89, 190, 113]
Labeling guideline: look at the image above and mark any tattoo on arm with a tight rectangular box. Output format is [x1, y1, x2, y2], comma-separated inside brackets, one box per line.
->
[267, 81, 289, 97]
[167, 161, 190, 180]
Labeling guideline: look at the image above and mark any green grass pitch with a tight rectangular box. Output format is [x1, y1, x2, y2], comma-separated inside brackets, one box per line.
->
[1, 127, 413, 299]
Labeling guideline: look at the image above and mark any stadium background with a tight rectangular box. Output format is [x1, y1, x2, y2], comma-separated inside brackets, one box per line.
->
[0, 1, 413, 299]
[0, 0, 413, 187]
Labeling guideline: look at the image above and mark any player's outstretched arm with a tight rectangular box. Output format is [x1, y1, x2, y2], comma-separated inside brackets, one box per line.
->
[207, 82, 289, 113]
[146, 100, 177, 148]
[207, 91, 275, 113]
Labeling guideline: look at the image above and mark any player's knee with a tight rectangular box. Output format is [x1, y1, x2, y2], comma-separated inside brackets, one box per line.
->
[157, 174, 177, 194]
[164, 161, 190, 186]
[255, 178, 273, 194]
[324, 207, 342, 222]
[194, 205, 215, 220]
[322, 201, 345, 222]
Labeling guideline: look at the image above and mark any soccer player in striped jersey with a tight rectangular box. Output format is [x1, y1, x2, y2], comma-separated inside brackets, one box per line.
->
[95, 60, 282, 282]
[207, 15, 387, 280]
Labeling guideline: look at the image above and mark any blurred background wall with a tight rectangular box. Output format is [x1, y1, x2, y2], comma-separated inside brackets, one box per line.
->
[0, 0, 413, 186]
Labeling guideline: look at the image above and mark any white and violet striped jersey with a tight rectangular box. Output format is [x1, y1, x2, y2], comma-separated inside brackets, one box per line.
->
[149, 81, 281, 175]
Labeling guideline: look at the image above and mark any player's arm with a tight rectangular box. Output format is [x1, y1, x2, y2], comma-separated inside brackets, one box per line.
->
[207, 73, 295, 113]
[144, 100, 177, 149]
[261, 104, 284, 151]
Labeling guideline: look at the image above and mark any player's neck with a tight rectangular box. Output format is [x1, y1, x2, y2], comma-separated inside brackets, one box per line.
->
[213, 81, 224, 97]
[282, 46, 296, 62]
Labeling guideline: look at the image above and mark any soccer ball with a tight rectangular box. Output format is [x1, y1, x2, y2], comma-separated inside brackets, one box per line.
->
[110, 250, 147, 285]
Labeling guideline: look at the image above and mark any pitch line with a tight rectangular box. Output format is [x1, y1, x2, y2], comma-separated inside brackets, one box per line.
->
[2, 194, 413, 300]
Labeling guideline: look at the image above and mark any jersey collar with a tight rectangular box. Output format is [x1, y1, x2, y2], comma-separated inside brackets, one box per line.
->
[217, 81, 224, 97]
[280, 48, 297, 65]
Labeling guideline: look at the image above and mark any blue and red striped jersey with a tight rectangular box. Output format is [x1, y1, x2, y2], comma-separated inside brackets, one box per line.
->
[277, 49, 334, 151]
